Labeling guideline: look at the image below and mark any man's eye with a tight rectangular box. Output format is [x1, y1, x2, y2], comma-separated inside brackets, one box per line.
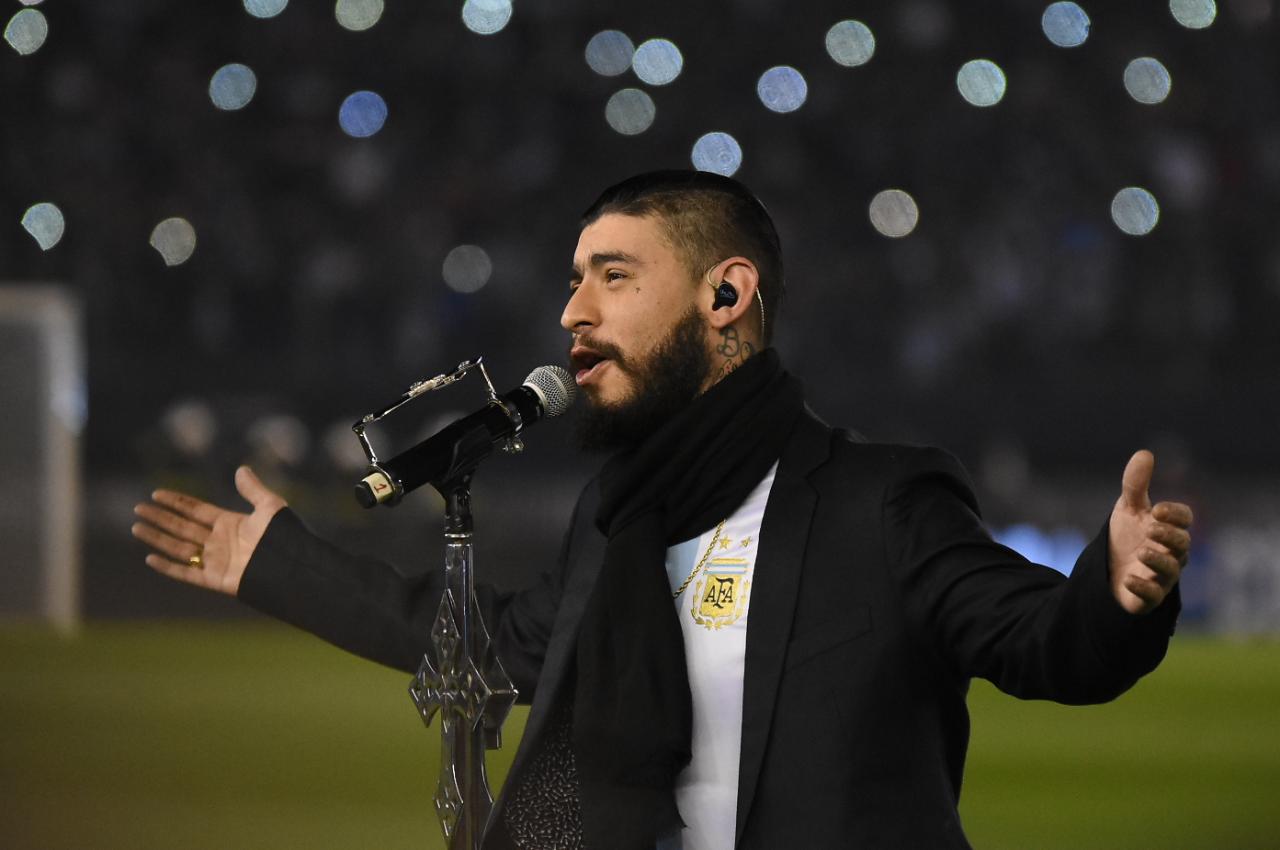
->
[606, 271, 626, 282]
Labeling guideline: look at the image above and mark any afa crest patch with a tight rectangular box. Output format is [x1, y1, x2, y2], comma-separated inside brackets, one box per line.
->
[691, 558, 750, 630]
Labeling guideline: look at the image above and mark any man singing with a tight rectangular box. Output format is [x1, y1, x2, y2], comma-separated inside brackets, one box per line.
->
[132, 170, 1192, 849]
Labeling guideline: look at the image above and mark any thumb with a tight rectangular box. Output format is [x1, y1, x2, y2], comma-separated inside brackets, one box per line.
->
[235, 465, 284, 512]
[1120, 450, 1154, 513]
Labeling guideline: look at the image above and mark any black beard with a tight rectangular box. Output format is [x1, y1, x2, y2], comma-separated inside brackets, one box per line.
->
[573, 307, 714, 453]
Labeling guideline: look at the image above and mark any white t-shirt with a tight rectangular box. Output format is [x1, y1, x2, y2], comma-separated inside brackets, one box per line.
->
[658, 461, 778, 850]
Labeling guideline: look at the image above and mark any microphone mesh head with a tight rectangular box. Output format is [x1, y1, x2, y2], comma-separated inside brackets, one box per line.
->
[523, 365, 577, 417]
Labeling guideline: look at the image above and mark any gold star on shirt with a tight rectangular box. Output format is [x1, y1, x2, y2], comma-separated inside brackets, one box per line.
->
[740, 536, 752, 548]
[718, 537, 732, 550]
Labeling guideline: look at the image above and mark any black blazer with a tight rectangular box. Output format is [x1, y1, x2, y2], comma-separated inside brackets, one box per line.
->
[240, 409, 1178, 849]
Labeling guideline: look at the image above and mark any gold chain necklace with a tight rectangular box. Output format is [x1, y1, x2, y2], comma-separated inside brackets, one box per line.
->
[672, 518, 727, 599]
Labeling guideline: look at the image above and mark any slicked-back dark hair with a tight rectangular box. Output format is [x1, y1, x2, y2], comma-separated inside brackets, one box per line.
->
[581, 170, 784, 344]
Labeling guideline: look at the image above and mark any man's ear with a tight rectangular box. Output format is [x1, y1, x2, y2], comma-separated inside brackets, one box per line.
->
[702, 257, 760, 333]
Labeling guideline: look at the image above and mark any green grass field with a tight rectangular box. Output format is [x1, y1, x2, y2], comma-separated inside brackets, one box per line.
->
[2, 624, 1277, 849]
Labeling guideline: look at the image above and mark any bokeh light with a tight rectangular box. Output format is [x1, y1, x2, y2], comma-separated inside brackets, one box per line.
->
[21, 202, 64, 251]
[335, 0, 383, 31]
[896, 0, 952, 50]
[1124, 57, 1172, 104]
[324, 418, 376, 474]
[330, 145, 390, 202]
[757, 66, 808, 114]
[5, 8, 48, 55]
[150, 218, 198, 266]
[605, 88, 656, 135]
[691, 132, 742, 177]
[957, 60, 1007, 107]
[825, 20, 875, 67]
[244, 0, 288, 18]
[208, 63, 258, 111]
[442, 245, 493, 293]
[1170, 0, 1217, 28]
[339, 90, 388, 137]
[585, 30, 634, 76]
[161, 400, 217, 458]
[632, 38, 683, 86]
[1041, 2, 1091, 48]
[1111, 187, 1160, 235]
[461, 0, 513, 36]
[869, 189, 920, 238]
[247, 414, 310, 466]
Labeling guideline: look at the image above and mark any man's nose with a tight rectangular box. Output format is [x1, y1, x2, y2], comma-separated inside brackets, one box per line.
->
[561, 283, 597, 333]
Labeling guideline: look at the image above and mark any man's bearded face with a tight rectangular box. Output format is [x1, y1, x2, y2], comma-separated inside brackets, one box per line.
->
[572, 305, 714, 452]
[563, 212, 718, 451]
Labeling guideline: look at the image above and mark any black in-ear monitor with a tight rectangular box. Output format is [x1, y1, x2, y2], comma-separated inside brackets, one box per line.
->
[711, 281, 738, 310]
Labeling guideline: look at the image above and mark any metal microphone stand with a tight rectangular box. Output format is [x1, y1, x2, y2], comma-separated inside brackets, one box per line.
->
[409, 467, 517, 850]
[351, 358, 519, 850]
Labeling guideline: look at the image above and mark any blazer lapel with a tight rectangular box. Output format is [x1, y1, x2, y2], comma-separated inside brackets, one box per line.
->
[735, 409, 830, 845]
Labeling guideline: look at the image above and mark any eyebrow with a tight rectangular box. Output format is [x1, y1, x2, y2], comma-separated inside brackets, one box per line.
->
[570, 250, 643, 283]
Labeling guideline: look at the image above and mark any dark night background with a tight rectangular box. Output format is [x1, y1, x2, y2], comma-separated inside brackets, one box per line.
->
[2, 0, 1277, 624]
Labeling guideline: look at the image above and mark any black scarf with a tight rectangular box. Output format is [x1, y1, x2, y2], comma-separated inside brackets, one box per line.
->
[571, 348, 804, 849]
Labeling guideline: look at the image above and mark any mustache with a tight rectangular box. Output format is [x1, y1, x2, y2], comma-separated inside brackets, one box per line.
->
[568, 336, 629, 371]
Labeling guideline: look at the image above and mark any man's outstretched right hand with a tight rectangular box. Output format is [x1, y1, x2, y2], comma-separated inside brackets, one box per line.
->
[131, 465, 286, 597]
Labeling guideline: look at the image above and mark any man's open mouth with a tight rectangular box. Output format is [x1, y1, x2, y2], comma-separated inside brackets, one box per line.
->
[570, 348, 612, 385]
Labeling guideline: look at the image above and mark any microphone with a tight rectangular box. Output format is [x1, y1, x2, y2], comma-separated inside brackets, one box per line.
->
[355, 365, 576, 508]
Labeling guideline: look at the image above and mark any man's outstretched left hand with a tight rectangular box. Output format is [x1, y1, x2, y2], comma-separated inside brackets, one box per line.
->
[1108, 450, 1193, 615]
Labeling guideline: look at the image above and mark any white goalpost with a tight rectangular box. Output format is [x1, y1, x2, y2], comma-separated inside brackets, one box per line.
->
[0, 286, 83, 633]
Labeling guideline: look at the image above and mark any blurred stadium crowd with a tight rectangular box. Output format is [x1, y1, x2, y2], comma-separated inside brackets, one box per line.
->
[2, 0, 1277, 627]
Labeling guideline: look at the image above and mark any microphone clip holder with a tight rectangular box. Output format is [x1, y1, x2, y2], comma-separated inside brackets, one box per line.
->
[351, 356, 527, 506]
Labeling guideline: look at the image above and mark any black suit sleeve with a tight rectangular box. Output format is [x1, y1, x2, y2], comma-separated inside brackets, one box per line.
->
[883, 446, 1179, 704]
[237, 498, 581, 702]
